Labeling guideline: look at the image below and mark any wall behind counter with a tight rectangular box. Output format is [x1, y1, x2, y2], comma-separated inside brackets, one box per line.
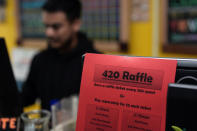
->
[1, 0, 197, 59]
[128, 0, 197, 58]
[0, 0, 17, 56]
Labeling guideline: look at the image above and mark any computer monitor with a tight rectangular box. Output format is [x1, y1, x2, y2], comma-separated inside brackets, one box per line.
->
[0, 38, 21, 117]
[166, 83, 197, 131]
[164, 59, 197, 131]
[176, 59, 197, 85]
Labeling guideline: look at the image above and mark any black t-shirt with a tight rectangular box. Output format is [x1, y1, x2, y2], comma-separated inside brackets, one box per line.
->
[22, 32, 99, 110]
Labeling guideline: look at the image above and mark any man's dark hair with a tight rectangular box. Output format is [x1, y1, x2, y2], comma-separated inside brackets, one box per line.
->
[42, 0, 82, 22]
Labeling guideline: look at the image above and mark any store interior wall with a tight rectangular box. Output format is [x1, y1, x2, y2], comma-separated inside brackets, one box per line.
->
[0, 0, 17, 56]
[129, 0, 197, 58]
[1, 0, 197, 59]
[129, 0, 153, 56]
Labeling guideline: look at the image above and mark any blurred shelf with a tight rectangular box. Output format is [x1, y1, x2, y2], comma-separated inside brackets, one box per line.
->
[161, 0, 197, 55]
[163, 44, 197, 54]
[169, 7, 197, 13]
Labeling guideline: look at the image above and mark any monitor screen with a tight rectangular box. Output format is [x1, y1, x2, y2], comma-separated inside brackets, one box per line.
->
[166, 83, 197, 131]
[176, 59, 197, 85]
[0, 38, 21, 117]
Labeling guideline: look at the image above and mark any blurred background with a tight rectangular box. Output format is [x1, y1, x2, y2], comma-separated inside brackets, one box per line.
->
[1, 0, 197, 90]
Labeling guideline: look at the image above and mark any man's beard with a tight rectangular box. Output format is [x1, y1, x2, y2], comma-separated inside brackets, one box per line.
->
[47, 37, 73, 52]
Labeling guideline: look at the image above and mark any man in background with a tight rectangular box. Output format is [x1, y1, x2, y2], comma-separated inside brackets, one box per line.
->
[22, 0, 99, 110]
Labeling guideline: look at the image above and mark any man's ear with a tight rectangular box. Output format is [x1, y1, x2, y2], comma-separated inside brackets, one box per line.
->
[72, 19, 81, 32]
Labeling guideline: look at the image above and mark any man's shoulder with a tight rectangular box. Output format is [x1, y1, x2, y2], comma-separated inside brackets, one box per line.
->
[77, 32, 101, 54]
